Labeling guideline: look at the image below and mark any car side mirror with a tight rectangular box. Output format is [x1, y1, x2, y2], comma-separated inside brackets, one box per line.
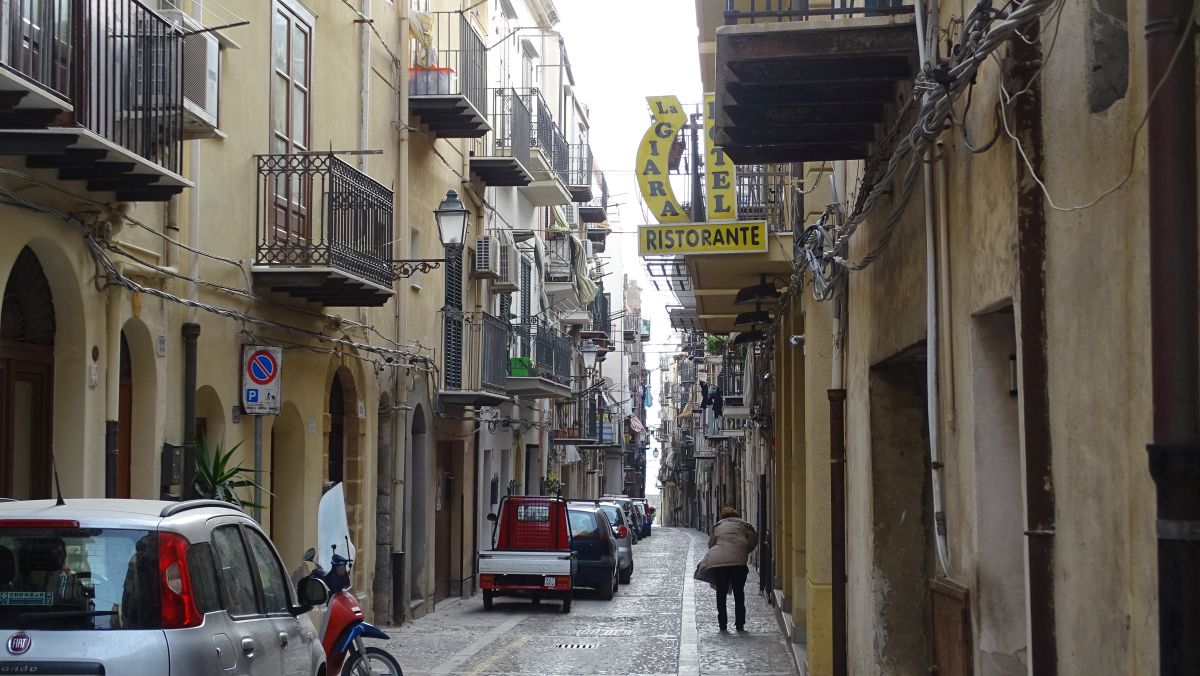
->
[292, 576, 329, 615]
[302, 547, 316, 563]
[486, 513, 497, 522]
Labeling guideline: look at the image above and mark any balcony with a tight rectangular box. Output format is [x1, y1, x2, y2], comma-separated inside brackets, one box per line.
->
[551, 395, 600, 445]
[580, 292, 611, 342]
[440, 311, 513, 407]
[526, 88, 553, 176]
[567, 142, 592, 202]
[522, 113, 571, 206]
[507, 321, 572, 399]
[470, 88, 532, 187]
[714, 0, 917, 163]
[409, 12, 489, 138]
[720, 350, 750, 418]
[253, 153, 393, 307]
[578, 170, 608, 222]
[0, 0, 188, 201]
[542, 233, 581, 308]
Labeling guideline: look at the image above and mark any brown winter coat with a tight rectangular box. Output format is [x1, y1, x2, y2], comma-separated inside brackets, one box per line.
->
[704, 517, 758, 568]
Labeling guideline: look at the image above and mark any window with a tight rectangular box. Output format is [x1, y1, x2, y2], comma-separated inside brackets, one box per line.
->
[243, 529, 290, 615]
[270, 1, 311, 155]
[0, 527, 157, 630]
[568, 510, 599, 539]
[210, 526, 259, 617]
[269, 0, 314, 244]
[187, 543, 223, 615]
[516, 504, 549, 522]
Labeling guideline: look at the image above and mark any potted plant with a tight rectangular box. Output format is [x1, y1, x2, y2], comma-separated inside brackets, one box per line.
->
[705, 335, 726, 356]
[193, 437, 266, 509]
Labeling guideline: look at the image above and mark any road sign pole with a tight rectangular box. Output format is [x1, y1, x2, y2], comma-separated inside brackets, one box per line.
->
[254, 414, 263, 522]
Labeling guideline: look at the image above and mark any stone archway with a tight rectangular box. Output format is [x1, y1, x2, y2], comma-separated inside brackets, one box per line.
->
[0, 247, 55, 499]
[326, 364, 363, 583]
[120, 318, 157, 498]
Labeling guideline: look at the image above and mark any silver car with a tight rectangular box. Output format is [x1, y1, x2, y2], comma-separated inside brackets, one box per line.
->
[0, 499, 328, 675]
[571, 500, 633, 583]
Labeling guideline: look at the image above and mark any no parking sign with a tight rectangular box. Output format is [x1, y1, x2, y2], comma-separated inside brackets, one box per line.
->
[242, 345, 282, 415]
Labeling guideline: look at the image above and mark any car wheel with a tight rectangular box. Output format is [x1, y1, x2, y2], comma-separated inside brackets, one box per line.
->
[619, 567, 632, 584]
[601, 572, 615, 600]
[561, 591, 572, 613]
[531, 597, 541, 607]
[482, 590, 493, 610]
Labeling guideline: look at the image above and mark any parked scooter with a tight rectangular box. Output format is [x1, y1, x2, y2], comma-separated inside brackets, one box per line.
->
[299, 545, 403, 676]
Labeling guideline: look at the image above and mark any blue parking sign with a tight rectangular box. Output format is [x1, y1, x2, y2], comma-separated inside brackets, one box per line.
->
[246, 388, 259, 403]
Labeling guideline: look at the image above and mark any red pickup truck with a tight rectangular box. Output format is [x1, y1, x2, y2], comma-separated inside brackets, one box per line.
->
[477, 495, 578, 612]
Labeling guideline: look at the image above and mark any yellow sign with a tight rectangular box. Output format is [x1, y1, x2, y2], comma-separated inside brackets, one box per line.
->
[636, 96, 689, 223]
[704, 93, 736, 222]
[638, 221, 768, 256]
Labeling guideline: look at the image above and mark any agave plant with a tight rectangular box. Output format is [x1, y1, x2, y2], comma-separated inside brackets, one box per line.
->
[193, 437, 265, 509]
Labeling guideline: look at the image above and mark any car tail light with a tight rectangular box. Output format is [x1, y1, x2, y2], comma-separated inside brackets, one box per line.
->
[479, 574, 495, 588]
[554, 576, 571, 589]
[615, 525, 628, 539]
[159, 532, 202, 629]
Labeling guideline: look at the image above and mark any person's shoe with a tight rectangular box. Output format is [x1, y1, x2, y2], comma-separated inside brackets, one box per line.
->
[735, 626, 746, 632]
[719, 624, 728, 632]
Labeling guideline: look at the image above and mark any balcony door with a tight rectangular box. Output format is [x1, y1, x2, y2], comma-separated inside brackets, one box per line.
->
[270, 0, 313, 246]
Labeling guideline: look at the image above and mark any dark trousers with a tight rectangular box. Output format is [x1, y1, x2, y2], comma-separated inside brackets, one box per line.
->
[712, 565, 749, 629]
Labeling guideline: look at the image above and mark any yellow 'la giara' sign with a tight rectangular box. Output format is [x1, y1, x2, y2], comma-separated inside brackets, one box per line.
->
[638, 221, 769, 256]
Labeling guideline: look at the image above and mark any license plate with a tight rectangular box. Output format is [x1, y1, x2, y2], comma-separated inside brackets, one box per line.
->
[544, 576, 556, 587]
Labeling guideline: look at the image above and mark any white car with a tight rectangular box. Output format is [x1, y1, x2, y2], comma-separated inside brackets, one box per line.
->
[0, 499, 328, 675]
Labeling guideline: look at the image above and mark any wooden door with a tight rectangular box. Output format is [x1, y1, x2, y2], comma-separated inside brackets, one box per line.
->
[0, 353, 53, 500]
[931, 579, 973, 676]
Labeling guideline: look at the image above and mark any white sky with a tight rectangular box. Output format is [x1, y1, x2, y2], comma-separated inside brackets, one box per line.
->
[555, 1, 704, 495]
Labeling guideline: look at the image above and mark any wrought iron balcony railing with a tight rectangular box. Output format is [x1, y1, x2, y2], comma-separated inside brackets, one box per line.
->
[411, 12, 487, 116]
[487, 87, 531, 169]
[568, 142, 591, 187]
[511, 320, 572, 386]
[552, 394, 600, 442]
[442, 311, 511, 394]
[527, 88, 553, 156]
[720, 351, 745, 398]
[551, 124, 569, 185]
[255, 153, 394, 288]
[0, 0, 184, 172]
[724, 0, 913, 23]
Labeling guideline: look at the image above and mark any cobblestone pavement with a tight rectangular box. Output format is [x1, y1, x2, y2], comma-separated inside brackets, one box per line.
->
[365, 527, 797, 675]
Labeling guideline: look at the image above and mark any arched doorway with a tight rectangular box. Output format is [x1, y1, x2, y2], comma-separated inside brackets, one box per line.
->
[0, 247, 55, 499]
[409, 404, 429, 605]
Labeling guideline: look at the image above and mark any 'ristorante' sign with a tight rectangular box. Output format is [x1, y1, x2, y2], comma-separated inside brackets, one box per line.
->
[638, 221, 768, 256]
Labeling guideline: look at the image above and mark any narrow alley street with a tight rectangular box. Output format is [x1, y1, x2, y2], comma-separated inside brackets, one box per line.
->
[370, 527, 797, 675]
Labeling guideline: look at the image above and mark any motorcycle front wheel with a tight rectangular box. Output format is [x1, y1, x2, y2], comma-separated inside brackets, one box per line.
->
[342, 646, 403, 676]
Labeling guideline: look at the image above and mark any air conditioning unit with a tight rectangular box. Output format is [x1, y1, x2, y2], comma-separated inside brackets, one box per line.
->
[493, 234, 519, 292]
[581, 239, 594, 258]
[158, 10, 221, 138]
[473, 235, 500, 279]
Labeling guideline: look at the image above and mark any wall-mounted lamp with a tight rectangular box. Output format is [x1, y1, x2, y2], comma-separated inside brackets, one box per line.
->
[391, 189, 471, 278]
[580, 339, 599, 375]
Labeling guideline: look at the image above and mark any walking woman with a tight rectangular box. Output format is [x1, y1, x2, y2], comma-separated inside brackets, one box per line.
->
[703, 506, 758, 631]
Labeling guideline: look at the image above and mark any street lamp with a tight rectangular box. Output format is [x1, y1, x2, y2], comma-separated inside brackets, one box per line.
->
[391, 188, 472, 278]
[580, 340, 599, 375]
[434, 189, 469, 248]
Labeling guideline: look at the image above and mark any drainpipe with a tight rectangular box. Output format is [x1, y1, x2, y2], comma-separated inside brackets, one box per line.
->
[182, 322, 200, 498]
[1010, 19, 1056, 676]
[829, 308, 847, 676]
[914, 0, 950, 578]
[1145, 0, 1199, 669]
[105, 287, 121, 497]
[181, 0, 203, 501]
